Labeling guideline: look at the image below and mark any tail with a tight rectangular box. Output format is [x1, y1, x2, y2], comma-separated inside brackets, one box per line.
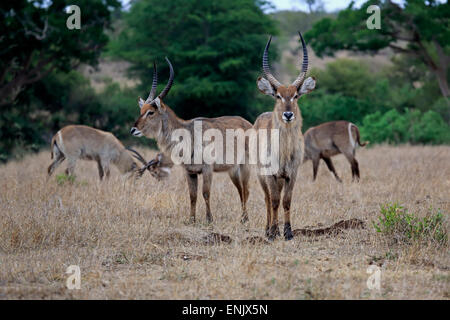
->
[351, 124, 368, 147]
[50, 135, 56, 159]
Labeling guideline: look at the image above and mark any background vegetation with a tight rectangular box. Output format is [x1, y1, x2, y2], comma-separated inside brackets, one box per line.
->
[0, 0, 449, 162]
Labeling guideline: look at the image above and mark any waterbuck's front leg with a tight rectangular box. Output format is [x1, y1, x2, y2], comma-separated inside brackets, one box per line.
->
[258, 175, 272, 236]
[267, 175, 284, 240]
[282, 173, 298, 240]
[202, 167, 213, 224]
[185, 171, 198, 223]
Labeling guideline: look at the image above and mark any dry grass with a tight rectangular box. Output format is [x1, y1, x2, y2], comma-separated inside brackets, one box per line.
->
[0, 145, 449, 299]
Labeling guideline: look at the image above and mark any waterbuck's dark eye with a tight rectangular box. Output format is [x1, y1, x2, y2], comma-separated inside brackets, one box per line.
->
[145, 110, 154, 117]
[276, 94, 282, 99]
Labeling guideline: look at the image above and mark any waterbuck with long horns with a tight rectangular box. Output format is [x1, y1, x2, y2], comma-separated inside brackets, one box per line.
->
[47, 125, 152, 180]
[130, 58, 252, 224]
[254, 32, 316, 240]
[304, 120, 368, 182]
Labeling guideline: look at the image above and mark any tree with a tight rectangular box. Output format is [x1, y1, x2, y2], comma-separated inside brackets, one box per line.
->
[0, 0, 120, 107]
[296, 0, 325, 14]
[305, 0, 450, 98]
[108, 0, 277, 120]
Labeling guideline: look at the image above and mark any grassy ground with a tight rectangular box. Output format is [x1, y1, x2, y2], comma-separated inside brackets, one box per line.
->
[0, 145, 448, 299]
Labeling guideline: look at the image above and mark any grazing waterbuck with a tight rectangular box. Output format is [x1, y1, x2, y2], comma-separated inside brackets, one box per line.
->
[47, 125, 150, 180]
[130, 151, 174, 181]
[254, 32, 316, 240]
[304, 121, 368, 182]
[130, 58, 252, 224]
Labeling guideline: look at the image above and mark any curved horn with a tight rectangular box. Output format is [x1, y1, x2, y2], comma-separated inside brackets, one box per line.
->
[262, 36, 282, 89]
[158, 57, 174, 100]
[292, 31, 309, 88]
[145, 62, 158, 103]
[126, 147, 147, 165]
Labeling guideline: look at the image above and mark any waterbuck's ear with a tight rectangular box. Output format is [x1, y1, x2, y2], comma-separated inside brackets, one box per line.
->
[138, 97, 145, 109]
[257, 76, 276, 97]
[151, 97, 165, 112]
[298, 77, 316, 95]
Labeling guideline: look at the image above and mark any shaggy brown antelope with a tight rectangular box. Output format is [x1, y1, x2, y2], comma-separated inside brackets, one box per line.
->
[130, 58, 252, 224]
[304, 121, 368, 182]
[254, 32, 316, 240]
[47, 125, 151, 180]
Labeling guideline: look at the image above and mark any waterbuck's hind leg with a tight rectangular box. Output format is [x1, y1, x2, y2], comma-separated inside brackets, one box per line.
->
[96, 159, 104, 180]
[241, 165, 250, 223]
[202, 167, 213, 224]
[322, 156, 342, 183]
[312, 156, 320, 181]
[65, 158, 77, 177]
[342, 151, 360, 182]
[352, 158, 360, 182]
[47, 155, 65, 178]
[229, 165, 249, 224]
[185, 171, 198, 224]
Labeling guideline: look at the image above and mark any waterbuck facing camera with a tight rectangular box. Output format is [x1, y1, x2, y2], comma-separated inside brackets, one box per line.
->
[254, 32, 316, 240]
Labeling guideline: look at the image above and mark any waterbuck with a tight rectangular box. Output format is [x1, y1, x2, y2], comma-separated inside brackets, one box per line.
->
[254, 32, 316, 240]
[47, 125, 150, 180]
[304, 121, 368, 182]
[130, 58, 252, 224]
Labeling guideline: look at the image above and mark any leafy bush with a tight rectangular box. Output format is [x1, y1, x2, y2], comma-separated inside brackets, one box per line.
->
[361, 109, 450, 144]
[373, 203, 448, 246]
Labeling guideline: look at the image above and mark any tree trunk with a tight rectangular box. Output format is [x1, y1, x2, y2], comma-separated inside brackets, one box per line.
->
[435, 68, 449, 98]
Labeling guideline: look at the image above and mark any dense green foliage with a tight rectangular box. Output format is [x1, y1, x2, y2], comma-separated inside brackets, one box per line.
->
[0, 1, 448, 162]
[300, 58, 449, 144]
[108, 0, 277, 120]
[0, 0, 120, 161]
[305, 0, 450, 97]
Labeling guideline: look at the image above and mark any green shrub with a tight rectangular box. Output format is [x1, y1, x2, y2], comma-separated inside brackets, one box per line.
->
[373, 203, 448, 246]
[361, 109, 450, 145]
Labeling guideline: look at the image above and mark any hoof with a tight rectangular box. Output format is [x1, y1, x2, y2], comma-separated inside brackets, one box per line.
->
[266, 225, 280, 240]
[206, 214, 213, 224]
[240, 215, 249, 224]
[284, 223, 293, 240]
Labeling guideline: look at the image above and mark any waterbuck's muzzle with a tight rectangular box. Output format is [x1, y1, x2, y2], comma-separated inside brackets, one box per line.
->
[130, 127, 143, 137]
[282, 111, 295, 123]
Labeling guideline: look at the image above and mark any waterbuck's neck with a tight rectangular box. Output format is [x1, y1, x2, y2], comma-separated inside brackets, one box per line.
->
[272, 111, 304, 164]
[155, 105, 188, 155]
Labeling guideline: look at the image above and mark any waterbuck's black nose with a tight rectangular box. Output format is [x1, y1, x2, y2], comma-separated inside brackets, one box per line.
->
[283, 111, 294, 121]
[130, 127, 137, 135]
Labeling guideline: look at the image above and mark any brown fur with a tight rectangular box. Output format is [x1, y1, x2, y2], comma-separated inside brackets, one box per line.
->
[47, 125, 137, 180]
[134, 100, 252, 224]
[304, 121, 368, 182]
